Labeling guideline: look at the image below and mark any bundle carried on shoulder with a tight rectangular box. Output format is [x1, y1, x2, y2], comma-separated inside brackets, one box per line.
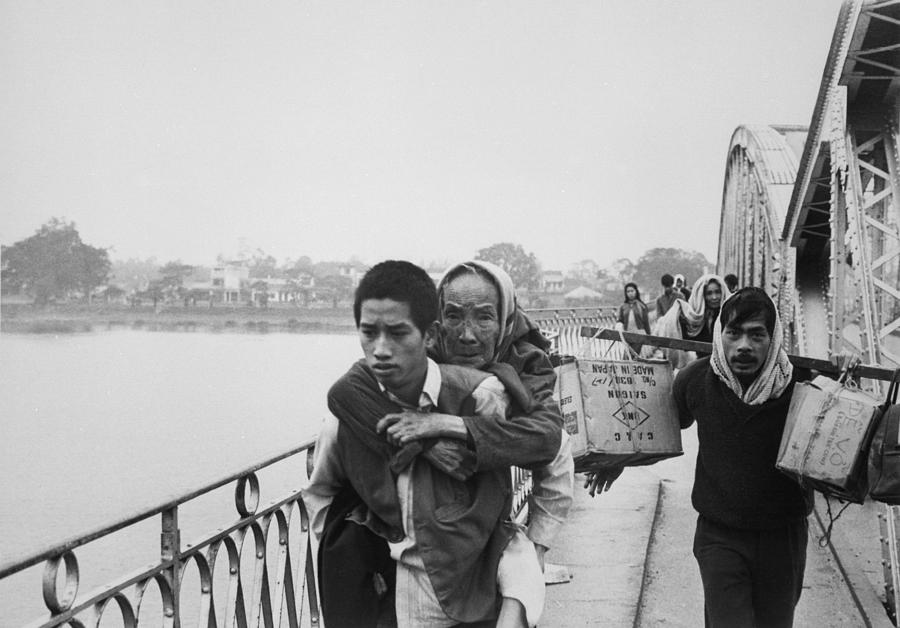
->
[552, 331, 683, 473]
[776, 372, 883, 504]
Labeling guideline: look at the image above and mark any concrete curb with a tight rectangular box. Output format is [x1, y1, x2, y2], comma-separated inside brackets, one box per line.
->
[542, 468, 663, 626]
[813, 497, 894, 628]
[630, 479, 665, 628]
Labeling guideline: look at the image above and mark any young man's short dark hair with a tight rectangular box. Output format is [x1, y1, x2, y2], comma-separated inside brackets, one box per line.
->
[353, 260, 438, 333]
[661, 273, 674, 288]
[720, 287, 776, 335]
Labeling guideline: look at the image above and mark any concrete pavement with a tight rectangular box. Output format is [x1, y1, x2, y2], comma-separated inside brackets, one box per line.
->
[542, 467, 661, 626]
[541, 427, 894, 627]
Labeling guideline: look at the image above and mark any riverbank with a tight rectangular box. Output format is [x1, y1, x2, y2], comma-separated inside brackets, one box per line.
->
[0, 302, 358, 334]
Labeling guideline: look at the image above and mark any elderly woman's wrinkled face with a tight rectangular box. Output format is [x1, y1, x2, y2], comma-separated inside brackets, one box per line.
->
[441, 273, 501, 369]
[704, 281, 723, 311]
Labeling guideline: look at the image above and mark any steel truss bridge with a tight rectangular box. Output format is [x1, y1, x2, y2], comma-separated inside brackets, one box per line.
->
[2, 0, 900, 625]
[718, 0, 900, 620]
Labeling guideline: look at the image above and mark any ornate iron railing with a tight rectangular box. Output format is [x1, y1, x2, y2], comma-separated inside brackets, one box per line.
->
[0, 441, 321, 627]
[527, 307, 622, 358]
[0, 444, 537, 627]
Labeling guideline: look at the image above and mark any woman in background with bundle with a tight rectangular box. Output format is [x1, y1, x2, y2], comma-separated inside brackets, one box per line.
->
[616, 282, 652, 354]
[655, 274, 731, 369]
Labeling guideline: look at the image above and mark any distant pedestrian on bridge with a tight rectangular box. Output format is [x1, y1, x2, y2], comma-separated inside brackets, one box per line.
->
[616, 282, 651, 352]
[673, 287, 813, 628]
[655, 273, 684, 319]
[724, 273, 739, 293]
[675, 273, 692, 300]
[656, 274, 730, 368]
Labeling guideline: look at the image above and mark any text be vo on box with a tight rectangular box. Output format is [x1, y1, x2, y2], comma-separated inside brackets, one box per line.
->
[776, 376, 882, 503]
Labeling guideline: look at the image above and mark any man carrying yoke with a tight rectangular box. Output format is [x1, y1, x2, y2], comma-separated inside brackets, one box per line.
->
[673, 287, 813, 628]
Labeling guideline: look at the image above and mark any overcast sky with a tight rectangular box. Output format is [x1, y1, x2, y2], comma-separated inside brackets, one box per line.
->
[1, 1, 845, 272]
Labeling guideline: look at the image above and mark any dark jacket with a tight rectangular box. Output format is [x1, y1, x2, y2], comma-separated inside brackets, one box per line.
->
[673, 357, 813, 530]
[617, 300, 651, 334]
[464, 341, 563, 472]
[428, 309, 564, 474]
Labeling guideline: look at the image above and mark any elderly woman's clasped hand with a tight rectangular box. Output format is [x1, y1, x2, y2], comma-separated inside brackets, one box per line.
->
[376, 410, 468, 447]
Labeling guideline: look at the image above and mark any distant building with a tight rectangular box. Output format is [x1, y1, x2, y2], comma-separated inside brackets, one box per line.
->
[338, 262, 368, 288]
[542, 271, 565, 294]
[292, 271, 316, 289]
[211, 262, 250, 303]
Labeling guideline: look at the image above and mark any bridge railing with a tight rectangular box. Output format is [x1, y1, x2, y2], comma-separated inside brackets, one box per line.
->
[526, 306, 624, 358]
[0, 443, 539, 627]
[0, 440, 322, 628]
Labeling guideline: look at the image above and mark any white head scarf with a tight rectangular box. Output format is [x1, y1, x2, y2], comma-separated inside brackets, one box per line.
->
[710, 289, 793, 405]
[436, 260, 518, 364]
[657, 273, 731, 340]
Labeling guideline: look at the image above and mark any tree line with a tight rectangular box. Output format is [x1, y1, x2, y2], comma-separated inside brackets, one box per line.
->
[1, 219, 711, 307]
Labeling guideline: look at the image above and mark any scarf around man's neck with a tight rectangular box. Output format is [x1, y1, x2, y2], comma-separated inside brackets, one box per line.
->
[709, 303, 793, 405]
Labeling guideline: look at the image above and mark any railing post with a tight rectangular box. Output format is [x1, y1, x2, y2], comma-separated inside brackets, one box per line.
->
[161, 506, 181, 626]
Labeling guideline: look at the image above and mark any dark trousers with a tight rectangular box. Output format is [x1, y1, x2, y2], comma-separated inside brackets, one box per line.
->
[693, 515, 808, 628]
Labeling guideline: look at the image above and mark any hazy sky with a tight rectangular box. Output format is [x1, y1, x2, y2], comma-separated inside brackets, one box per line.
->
[1, 1, 845, 272]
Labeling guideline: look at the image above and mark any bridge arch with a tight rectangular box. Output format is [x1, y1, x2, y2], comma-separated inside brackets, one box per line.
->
[717, 124, 806, 347]
[718, 1, 900, 617]
[719, 0, 900, 368]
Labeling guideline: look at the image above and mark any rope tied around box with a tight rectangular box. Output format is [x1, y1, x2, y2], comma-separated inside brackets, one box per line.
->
[798, 354, 860, 481]
[796, 353, 861, 546]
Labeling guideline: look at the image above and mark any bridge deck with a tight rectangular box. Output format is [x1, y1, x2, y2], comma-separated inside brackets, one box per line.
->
[544, 427, 894, 627]
[542, 468, 659, 625]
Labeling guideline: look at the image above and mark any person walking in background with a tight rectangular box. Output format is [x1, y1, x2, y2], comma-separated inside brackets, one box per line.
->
[655, 273, 685, 319]
[616, 282, 651, 352]
[724, 273, 739, 293]
[675, 274, 692, 300]
[655, 274, 730, 368]
[673, 287, 812, 627]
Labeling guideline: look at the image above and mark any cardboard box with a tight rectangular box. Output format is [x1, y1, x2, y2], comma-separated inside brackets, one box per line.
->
[553, 356, 683, 472]
[776, 376, 882, 503]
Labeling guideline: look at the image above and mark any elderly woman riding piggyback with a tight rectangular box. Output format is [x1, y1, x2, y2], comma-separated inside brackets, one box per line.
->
[431, 261, 573, 510]
[435, 261, 560, 412]
[428, 260, 574, 627]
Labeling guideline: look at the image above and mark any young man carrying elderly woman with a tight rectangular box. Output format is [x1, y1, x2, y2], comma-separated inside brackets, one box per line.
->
[302, 260, 573, 628]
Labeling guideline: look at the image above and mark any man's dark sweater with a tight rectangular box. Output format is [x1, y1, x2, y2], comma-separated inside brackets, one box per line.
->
[673, 357, 813, 530]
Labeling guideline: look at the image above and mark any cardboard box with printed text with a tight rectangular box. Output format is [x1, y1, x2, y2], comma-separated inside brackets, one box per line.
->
[776, 375, 882, 503]
[553, 356, 683, 472]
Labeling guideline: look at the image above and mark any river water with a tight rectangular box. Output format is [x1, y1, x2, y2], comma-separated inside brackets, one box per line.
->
[0, 330, 361, 623]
